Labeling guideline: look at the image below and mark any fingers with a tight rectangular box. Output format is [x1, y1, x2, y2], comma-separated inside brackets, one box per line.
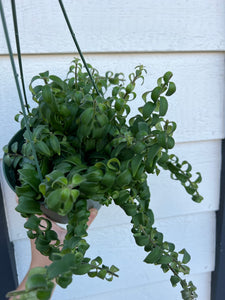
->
[87, 208, 98, 228]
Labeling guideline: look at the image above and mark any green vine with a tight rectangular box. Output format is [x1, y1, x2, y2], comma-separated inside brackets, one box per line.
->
[4, 59, 203, 300]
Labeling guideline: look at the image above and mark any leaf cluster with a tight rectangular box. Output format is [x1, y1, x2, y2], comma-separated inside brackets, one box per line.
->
[4, 59, 203, 300]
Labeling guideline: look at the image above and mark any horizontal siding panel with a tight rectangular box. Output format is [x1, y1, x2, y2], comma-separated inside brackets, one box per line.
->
[13, 211, 215, 299]
[0, 52, 224, 157]
[0, 139, 220, 241]
[0, 0, 225, 54]
[69, 273, 212, 300]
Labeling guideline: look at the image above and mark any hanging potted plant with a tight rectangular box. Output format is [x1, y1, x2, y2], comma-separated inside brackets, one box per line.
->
[0, 1, 203, 299]
[3, 58, 203, 300]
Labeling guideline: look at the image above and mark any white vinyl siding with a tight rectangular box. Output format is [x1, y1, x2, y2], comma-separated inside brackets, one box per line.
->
[0, 1, 224, 299]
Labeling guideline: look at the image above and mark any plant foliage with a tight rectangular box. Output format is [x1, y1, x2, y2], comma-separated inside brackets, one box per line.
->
[4, 59, 203, 300]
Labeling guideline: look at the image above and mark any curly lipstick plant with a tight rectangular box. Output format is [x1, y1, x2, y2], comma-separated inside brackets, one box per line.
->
[4, 58, 203, 300]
